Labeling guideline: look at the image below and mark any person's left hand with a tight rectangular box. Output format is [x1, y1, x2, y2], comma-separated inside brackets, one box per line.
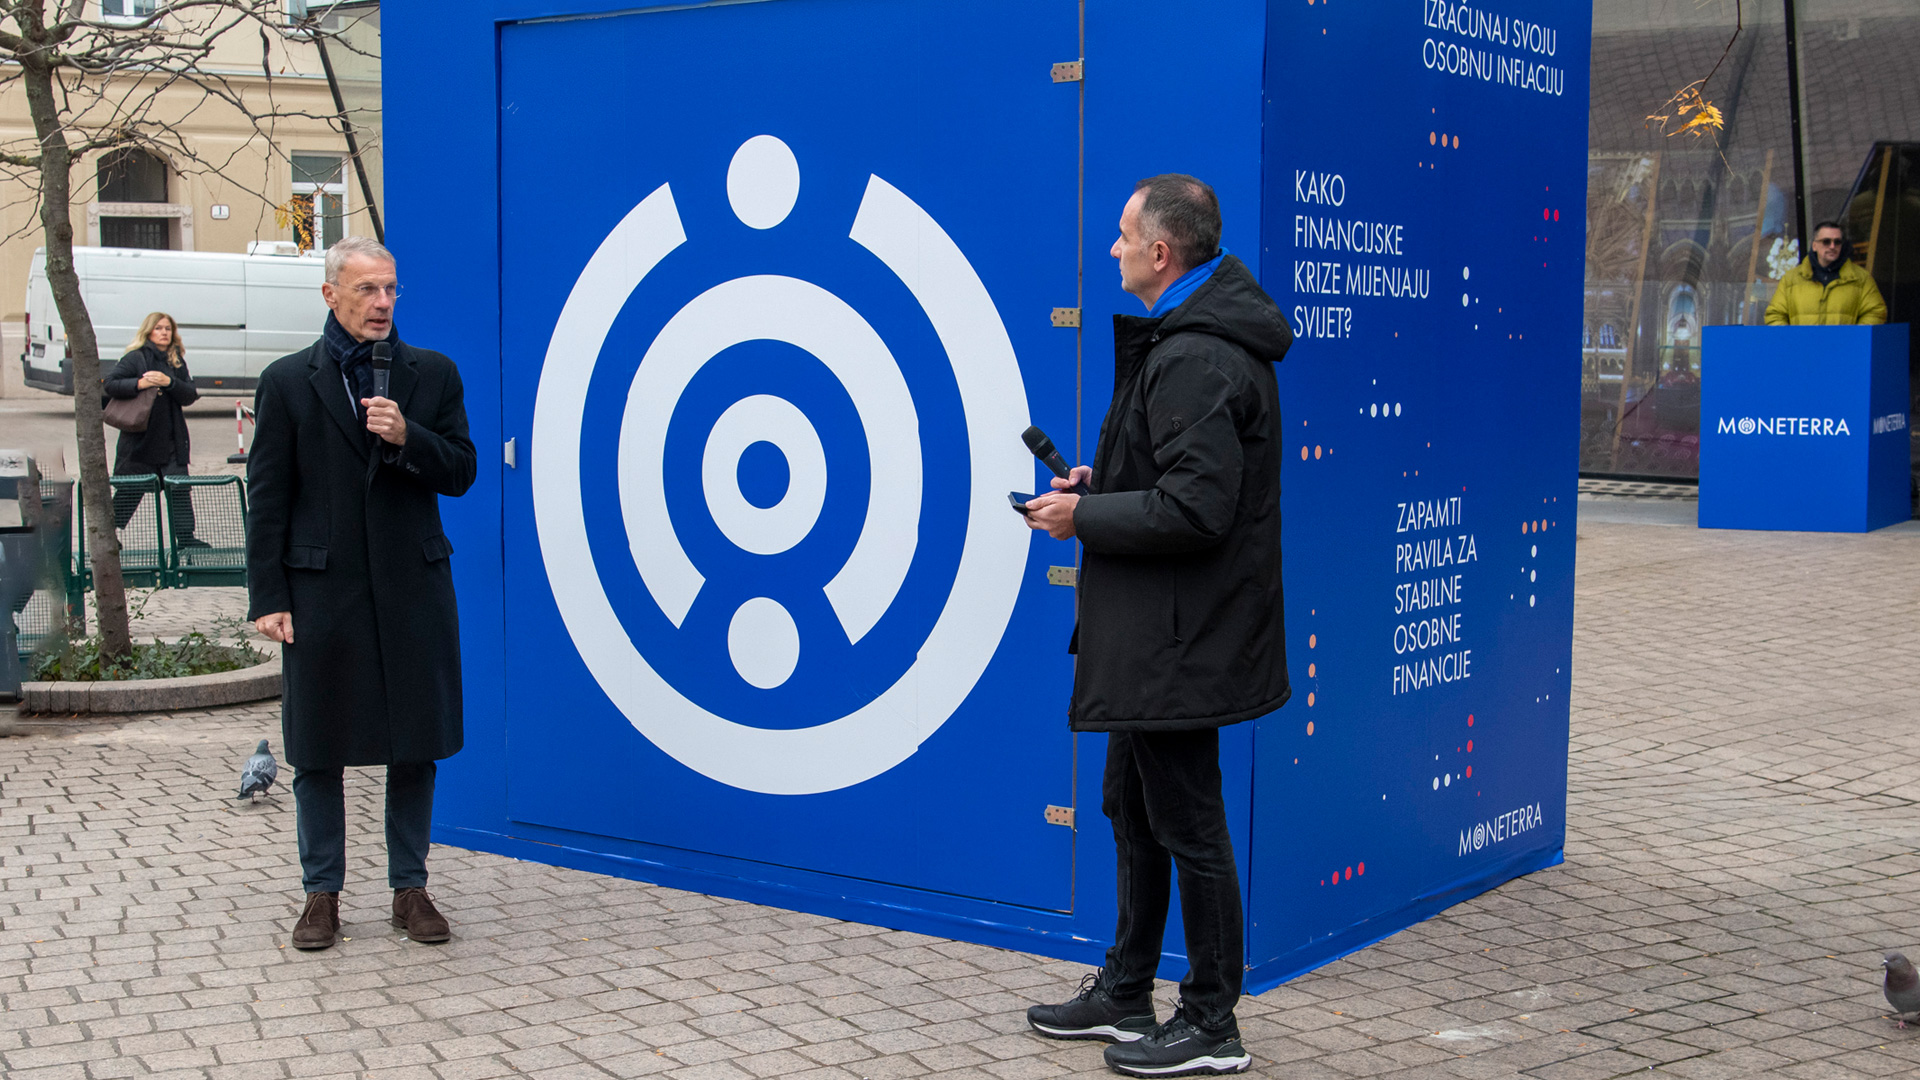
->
[1024, 492, 1079, 540]
[361, 397, 408, 445]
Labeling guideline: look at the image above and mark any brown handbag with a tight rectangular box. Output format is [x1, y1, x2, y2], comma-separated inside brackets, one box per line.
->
[102, 386, 159, 433]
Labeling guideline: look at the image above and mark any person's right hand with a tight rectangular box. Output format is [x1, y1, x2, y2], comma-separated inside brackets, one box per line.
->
[255, 611, 293, 643]
[137, 370, 172, 389]
[1051, 465, 1092, 492]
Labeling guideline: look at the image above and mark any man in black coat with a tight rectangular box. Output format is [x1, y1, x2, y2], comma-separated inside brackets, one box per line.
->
[246, 235, 476, 950]
[1023, 175, 1291, 1077]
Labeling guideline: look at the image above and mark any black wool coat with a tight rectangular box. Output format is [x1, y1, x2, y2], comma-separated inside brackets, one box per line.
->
[245, 338, 476, 768]
[1069, 255, 1293, 731]
[102, 344, 197, 470]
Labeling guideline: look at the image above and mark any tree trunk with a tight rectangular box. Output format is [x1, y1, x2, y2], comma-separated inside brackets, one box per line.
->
[20, 46, 132, 660]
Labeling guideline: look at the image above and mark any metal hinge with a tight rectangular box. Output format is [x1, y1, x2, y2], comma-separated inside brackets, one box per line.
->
[504, 437, 517, 469]
[1045, 805, 1075, 827]
[1047, 565, 1077, 587]
[1051, 60, 1083, 83]
[1051, 307, 1082, 328]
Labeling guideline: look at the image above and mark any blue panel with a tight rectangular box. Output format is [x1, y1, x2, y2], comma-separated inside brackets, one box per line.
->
[389, 0, 1588, 988]
[1248, 1, 1588, 989]
[1699, 324, 1911, 533]
[495, 0, 1080, 912]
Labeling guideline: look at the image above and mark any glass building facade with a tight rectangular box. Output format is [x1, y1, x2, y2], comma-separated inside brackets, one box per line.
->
[1582, 0, 1920, 478]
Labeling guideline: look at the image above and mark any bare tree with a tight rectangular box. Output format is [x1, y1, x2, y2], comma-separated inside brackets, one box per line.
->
[0, 0, 375, 660]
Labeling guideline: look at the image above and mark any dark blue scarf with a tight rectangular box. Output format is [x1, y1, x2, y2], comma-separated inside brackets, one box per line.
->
[1148, 249, 1227, 318]
[323, 312, 399, 414]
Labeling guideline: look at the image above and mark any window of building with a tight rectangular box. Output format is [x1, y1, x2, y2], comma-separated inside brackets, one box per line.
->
[1598, 324, 1617, 348]
[290, 152, 348, 251]
[96, 149, 172, 250]
[101, 0, 158, 21]
[100, 219, 169, 250]
[97, 149, 167, 203]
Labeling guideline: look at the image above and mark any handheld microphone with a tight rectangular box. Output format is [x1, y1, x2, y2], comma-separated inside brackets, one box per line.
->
[371, 341, 392, 400]
[1021, 425, 1089, 495]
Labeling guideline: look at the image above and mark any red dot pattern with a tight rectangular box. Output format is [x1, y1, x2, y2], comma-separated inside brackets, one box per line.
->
[1322, 862, 1367, 886]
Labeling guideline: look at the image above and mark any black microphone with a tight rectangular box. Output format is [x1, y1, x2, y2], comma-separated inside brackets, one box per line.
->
[1022, 425, 1089, 495]
[371, 340, 392, 400]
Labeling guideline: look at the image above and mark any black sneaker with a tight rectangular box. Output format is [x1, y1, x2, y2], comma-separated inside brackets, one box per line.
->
[1102, 1004, 1250, 1076]
[1027, 971, 1157, 1042]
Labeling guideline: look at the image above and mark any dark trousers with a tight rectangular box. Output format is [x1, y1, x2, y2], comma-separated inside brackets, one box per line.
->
[1101, 728, 1243, 1030]
[292, 762, 436, 894]
[112, 463, 195, 539]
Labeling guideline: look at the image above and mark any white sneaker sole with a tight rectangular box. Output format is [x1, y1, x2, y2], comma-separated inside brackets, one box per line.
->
[1108, 1052, 1252, 1076]
[1029, 1021, 1150, 1042]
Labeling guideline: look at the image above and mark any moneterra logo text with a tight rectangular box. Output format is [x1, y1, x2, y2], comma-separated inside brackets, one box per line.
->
[1871, 412, 1908, 435]
[1459, 802, 1545, 856]
[1715, 416, 1851, 437]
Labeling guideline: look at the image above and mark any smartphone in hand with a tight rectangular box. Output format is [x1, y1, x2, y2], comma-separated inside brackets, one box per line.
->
[1008, 491, 1036, 515]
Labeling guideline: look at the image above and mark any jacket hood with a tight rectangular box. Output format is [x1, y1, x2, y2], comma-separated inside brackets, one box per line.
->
[1154, 254, 1293, 366]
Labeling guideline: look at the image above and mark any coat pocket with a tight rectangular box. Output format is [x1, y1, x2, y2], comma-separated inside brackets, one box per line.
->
[422, 534, 455, 562]
[283, 545, 328, 570]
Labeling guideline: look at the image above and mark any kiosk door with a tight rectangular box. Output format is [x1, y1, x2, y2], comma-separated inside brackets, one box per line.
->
[497, 0, 1081, 911]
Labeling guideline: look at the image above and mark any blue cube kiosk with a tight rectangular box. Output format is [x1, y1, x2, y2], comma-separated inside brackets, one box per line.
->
[386, 0, 1591, 993]
[1700, 325, 1911, 533]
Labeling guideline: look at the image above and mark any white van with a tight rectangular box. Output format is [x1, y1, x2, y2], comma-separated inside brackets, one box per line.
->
[20, 243, 328, 394]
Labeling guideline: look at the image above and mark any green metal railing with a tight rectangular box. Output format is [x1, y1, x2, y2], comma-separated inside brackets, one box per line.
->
[162, 475, 249, 587]
[75, 473, 249, 590]
[14, 474, 248, 665]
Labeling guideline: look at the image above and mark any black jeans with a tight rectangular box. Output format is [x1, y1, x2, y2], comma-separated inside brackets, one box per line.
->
[1101, 728, 1243, 1030]
[112, 463, 195, 540]
[293, 762, 436, 894]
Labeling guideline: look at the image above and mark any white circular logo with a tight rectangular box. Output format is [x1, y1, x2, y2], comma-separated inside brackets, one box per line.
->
[531, 137, 1032, 795]
[1737, 417, 1756, 435]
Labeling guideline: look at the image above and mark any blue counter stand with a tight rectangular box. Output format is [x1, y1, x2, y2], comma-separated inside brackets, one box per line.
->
[386, 0, 1591, 994]
[1700, 325, 1911, 532]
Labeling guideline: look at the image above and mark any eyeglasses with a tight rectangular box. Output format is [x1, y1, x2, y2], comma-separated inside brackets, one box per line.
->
[1811, 237, 1844, 246]
[350, 282, 403, 299]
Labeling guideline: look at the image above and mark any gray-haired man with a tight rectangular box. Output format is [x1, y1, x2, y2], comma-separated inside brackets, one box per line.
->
[247, 236, 477, 950]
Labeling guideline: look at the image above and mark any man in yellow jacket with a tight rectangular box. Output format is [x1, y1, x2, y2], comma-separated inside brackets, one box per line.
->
[1765, 221, 1889, 326]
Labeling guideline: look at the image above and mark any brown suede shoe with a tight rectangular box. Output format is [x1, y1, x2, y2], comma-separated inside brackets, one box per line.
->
[291, 892, 339, 950]
[391, 887, 450, 943]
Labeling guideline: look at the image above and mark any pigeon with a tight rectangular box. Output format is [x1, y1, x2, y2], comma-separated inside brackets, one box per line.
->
[1884, 952, 1920, 1028]
[237, 739, 278, 800]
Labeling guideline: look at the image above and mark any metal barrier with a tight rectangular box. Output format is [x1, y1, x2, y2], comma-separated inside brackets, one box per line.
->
[163, 475, 248, 587]
[227, 400, 256, 464]
[77, 474, 168, 588]
[75, 473, 248, 590]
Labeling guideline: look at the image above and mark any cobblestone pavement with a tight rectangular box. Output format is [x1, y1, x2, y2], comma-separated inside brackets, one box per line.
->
[6, 515, 1920, 1079]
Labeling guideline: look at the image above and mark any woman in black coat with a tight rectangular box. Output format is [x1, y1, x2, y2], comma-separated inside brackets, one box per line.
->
[102, 311, 201, 544]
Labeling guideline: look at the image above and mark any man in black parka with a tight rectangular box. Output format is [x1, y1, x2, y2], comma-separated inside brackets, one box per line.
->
[246, 236, 476, 951]
[1023, 176, 1291, 1078]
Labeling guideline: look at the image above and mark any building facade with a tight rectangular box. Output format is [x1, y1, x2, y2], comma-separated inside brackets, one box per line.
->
[1583, 0, 1920, 479]
[0, 1, 380, 398]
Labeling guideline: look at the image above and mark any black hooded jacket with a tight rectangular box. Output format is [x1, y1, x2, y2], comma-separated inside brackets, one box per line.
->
[1069, 254, 1293, 731]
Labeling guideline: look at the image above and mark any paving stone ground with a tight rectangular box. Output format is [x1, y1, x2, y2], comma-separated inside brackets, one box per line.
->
[6, 510, 1920, 1079]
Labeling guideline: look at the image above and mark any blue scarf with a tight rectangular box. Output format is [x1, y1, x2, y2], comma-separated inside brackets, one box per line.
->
[1148, 249, 1227, 318]
[323, 312, 399, 414]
